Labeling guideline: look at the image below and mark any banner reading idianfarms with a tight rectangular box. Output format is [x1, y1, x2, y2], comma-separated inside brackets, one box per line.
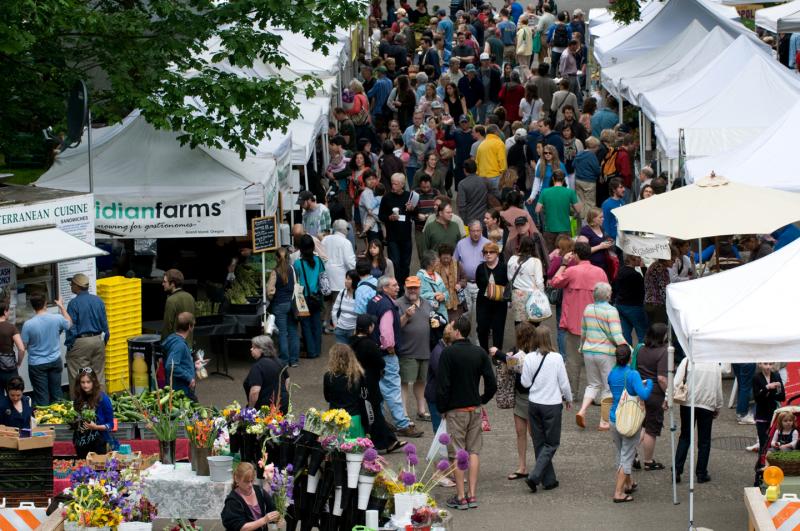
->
[94, 189, 246, 238]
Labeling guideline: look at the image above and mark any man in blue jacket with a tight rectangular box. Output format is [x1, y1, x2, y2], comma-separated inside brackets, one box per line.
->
[162, 312, 197, 401]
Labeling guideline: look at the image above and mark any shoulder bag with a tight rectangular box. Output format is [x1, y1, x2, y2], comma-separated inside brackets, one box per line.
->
[495, 360, 516, 409]
[673, 362, 689, 404]
[290, 267, 311, 318]
[615, 368, 646, 437]
[318, 257, 332, 296]
[483, 268, 506, 302]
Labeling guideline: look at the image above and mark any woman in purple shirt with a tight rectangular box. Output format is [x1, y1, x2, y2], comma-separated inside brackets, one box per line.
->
[579, 208, 614, 271]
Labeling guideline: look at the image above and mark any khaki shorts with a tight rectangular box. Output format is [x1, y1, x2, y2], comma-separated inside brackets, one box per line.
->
[399, 357, 429, 384]
[446, 409, 483, 458]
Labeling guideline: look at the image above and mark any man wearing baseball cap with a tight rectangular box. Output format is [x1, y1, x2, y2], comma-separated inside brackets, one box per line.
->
[477, 52, 502, 124]
[65, 273, 110, 391]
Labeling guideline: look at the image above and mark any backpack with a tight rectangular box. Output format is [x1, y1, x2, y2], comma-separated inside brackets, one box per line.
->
[552, 24, 569, 48]
[601, 146, 620, 183]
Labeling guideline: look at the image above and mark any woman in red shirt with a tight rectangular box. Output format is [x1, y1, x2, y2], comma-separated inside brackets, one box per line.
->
[499, 70, 526, 123]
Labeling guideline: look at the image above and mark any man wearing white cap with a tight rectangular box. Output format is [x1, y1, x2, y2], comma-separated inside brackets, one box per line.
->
[65, 273, 109, 391]
[572, 9, 586, 45]
[478, 53, 501, 123]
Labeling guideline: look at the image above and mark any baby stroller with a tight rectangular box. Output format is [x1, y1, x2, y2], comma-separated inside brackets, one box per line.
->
[755, 396, 800, 487]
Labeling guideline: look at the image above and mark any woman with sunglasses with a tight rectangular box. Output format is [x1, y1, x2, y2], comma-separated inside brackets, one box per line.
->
[72, 367, 118, 458]
[526, 145, 567, 206]
[474, 242, 509, 352]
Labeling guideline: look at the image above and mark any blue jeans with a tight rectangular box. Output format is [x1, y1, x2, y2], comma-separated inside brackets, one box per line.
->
[334, 327, 354, 344]
[555, 304, 566, 358]
[272, 301, 300, 365]
[733, 363, 756, 417]
[387, 238, 412, 289]
[380, 354, 409, 429]
[406, 166, 417, 189]
[28, 359, 63, 407]
[300, 308, 322, 359]
[427, 400, 442, 434]
[616, 304, 649, 346]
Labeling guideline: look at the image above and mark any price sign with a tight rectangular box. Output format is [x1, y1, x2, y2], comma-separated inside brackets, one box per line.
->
[252, 215, 278, 253]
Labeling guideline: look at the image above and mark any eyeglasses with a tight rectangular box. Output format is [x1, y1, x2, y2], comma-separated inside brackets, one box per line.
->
[80, 367, 93, 374]
[544, 153, 553, 157]
[482, 251, 497, 255]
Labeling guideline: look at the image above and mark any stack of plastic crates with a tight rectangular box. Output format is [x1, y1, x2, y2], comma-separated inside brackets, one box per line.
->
[96, 277, 142, 393]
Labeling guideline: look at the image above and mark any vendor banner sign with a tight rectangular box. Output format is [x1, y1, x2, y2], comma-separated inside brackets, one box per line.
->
[617, 232, 671, 260]
[94, 189, 246, 238]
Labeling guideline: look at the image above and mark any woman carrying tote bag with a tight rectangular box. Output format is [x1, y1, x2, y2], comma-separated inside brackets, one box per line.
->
[607, 344, 653, 503]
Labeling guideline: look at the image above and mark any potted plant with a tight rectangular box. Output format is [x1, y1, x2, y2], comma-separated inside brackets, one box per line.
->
[137, 387, 180, 464]
[185, 412, 219, 476]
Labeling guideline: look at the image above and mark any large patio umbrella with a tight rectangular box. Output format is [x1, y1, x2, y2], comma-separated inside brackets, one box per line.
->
[611, 172, 800, 526]
[614, 172, 800, 240]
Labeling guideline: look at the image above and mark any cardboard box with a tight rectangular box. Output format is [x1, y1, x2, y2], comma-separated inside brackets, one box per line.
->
[0, 426, 55, 450]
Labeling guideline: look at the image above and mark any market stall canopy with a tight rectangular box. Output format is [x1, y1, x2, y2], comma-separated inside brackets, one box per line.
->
[684, 102, 800, 191]
[641, 37, 800, 158]
[594, 0, 756, 67]
[291, 96, 331, 165]
[620, 26, 734, 105]
[0, 226, 106, 267]
[600, 20, 709, 101]
[667, 237, 800, 363]
[614, 173, 800, 240]
[589, 1, 663, 40]
[756, 0, 800, 33]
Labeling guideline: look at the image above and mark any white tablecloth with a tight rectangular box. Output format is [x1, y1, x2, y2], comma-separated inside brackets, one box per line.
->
[142, 462, 232, 519]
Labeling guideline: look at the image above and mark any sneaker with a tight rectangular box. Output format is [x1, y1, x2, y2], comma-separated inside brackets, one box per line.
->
[396, 426, 424, 438]
[466, 496, 478, 509]
[290, 363, 299, 368]
[738, 414, 756, 425]
[446, 496, 468, 510]
[746, 442, 760, 452]
[697, 474, 711, 483]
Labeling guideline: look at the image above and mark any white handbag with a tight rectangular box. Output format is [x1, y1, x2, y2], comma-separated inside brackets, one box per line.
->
[525, 289, 553, 322]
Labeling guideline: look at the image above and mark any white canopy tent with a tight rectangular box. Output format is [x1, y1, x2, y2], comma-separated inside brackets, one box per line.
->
[590, 2, 663, 42]
[684, 102, 800, 191]
[620, 26, 734, 105]
[594, 0, 756, 67]
[757, 0, 800, 33]
[600, 20, 709, 101]
[640, 37, 800, 158]
[36, 109, 292, 237]
[667, 237, 800, 364]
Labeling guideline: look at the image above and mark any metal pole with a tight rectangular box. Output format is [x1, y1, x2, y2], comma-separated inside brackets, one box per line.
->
[618, 96, 623, 126]
[261, 183, 268, 332]
[668, 344, 679, 505]
[87, 108, 94, 193]
[688, 357, 696, 530]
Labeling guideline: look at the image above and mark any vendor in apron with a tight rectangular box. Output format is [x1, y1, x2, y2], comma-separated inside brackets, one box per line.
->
[72, 367, 118, 459]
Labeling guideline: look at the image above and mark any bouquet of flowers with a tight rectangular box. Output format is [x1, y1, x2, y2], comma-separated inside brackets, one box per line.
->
[361, 448, 384, 476]
[64, 483, 123, 528]
[266, 464, 294, 520]
[389, 434, 470, 495]
[303, 408, 323, 435]
[410, 506, 448, 526]
[339, 437, 374, 454]
[185, 415, 219, 449]
[320, 408, 352, 437]
[342, 88, 355, 109]
[136, 387, 181, 441]
[221, 402, 243, 433]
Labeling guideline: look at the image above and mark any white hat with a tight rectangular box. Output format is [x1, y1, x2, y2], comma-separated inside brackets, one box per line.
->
[573, 8, 584, 16]
[479, 52, 490, 61]
[515, 128, 527, 139]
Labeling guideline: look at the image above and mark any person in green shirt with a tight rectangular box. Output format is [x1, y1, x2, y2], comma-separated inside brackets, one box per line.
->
[162, 269, 196, 346]
[421, 197, 462, 257]
[536, 170, 581, 252]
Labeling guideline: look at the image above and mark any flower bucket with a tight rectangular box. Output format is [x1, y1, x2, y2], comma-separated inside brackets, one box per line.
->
[345, 452, 364, 488]
[393, 493, 415, 522]
[64, 524, 111, 531]
[158, 440, 176, 465]
[195, 447, 210, 476]
[307, 445, 325, 476]
[208, 455, 234, 482]
[332, 486, 344, 516]
[306, 470, 321, 493]
[190, 445, 197, 471]
[357, 474, 376, 510]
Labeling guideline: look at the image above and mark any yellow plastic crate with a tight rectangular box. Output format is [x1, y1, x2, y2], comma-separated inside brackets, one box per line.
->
[106, 358, 129, 374]
[102, 293, 141, 309]
[107, 308, 141, 322]
[97, 277, 142, 289]
[106, 346, 131, 359]
[106, 374, 130, 394]
[108, 322, 143, 335]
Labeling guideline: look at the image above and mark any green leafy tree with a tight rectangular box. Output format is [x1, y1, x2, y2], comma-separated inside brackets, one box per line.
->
[609, 0, 642, 25]
[0, 0, 364, 159]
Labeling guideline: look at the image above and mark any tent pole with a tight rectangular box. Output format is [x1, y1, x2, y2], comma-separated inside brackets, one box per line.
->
[261, 183, 268, 332]
[313, 142, 319, 173]
[618, 96, 623, 126]
[688, 357, 696, 529]
[668, 344, 679, 505]
[87, 108, 94, 194]
[697, 238, 703, 277]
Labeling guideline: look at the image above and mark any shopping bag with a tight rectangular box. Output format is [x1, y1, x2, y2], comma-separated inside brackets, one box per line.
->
[525, 289, 552, 322]
[426, 419, 449, 462]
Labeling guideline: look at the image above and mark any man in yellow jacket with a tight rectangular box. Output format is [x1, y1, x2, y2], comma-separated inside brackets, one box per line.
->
[475, 124, 507, 197]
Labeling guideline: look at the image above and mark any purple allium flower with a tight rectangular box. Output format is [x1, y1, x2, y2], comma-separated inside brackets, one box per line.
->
[403, 443, 417, 456]
[399, 470, 417, 486]
[438, 432, 451, 445]
[286, 464, 294, 474]
[407, 453, 419, 466]
[364, 448, 379, 461]
[456, 449, 469, 471]
[436, 459, 450, 472]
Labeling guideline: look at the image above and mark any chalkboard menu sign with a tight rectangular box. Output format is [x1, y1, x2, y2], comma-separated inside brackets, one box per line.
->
[252, 215, 278, 253]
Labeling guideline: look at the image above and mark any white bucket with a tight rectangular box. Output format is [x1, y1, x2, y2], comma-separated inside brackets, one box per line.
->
[345, 452, 364, 488]
[306, 471, 321, 493]
[208, 455, 234, 483]
[357, 474, 376, 510]
[332, 487, 344, 516]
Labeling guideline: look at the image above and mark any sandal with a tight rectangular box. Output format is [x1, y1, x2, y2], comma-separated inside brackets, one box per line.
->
[417, 412, 432, 422]
[613, 495, 634, 503]
[507, 471, 528, 480]
[624, 483, 638, 495]
[384, 440, 407, 454]
[644, 461, 665, 471]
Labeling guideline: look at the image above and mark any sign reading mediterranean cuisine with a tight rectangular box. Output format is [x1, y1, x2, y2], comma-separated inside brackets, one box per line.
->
[94, 189, 246, 238]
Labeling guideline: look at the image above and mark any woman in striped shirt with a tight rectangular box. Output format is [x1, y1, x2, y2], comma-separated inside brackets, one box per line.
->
[575, 282, 626, 431]
[332, 270, 360, 344]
